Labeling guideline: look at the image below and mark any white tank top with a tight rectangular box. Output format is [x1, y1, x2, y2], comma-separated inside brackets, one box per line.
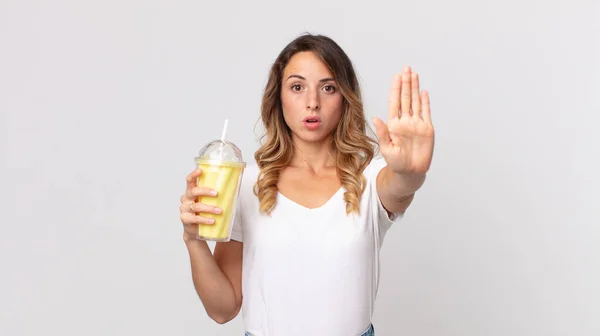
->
[230, 157, 402, 336]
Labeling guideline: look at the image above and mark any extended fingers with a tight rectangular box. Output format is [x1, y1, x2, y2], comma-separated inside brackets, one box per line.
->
[422, 90, 432, 124]
[401, 67, 412, 116]
[411, 72, 421, 118]
[388, 74, 401, 121]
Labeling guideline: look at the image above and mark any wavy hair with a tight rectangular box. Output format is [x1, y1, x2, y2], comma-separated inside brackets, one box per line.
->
[253, 33, 378, 216]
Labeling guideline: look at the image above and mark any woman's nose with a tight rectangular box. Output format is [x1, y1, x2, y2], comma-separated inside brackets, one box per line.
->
[306, 89, 320, 111]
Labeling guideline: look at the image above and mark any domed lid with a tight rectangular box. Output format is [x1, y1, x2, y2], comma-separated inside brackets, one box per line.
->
[194, 119, 245, 168]
[195, 140, 245, 167]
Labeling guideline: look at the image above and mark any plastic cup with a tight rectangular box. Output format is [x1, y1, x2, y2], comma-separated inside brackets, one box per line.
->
[194, 138, 245, 242]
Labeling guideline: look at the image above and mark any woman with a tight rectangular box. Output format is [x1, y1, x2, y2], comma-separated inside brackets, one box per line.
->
[179, 33, 435, 336]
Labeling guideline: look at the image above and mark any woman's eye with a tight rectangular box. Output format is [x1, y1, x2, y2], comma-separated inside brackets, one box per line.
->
[292, 84, 302, 92]
[323, 85, 336, 93]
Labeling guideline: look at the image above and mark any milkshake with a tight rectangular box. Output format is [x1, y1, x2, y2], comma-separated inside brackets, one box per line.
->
[194, 120, 246, 242]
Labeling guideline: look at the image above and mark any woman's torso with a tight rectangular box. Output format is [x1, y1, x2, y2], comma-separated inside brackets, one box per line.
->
[230, 158, 396, 336]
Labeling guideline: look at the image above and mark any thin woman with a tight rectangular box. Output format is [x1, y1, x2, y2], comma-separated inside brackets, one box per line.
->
[179, 33, 435, 336]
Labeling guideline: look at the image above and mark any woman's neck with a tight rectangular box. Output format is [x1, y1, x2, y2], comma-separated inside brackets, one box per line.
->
[289, 136, 336, 172]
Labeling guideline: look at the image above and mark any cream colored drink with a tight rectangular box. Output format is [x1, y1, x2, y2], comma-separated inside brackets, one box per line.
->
[195, 160, 244, 241]
[193, 119, 245, 242]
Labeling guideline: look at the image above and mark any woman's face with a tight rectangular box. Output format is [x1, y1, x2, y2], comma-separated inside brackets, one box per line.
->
[280, 51, 343, 143]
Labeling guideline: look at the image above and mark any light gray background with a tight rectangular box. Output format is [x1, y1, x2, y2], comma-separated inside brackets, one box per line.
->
[1, 0, 598, 335]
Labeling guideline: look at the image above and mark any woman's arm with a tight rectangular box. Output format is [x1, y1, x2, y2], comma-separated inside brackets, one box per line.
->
[185, 238, 243, 324]
[180, 169, 244, 324]
[376, 166, 424, 214]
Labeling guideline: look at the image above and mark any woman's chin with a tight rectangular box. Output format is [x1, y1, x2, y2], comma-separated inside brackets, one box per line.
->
[292, 130, 333, 144]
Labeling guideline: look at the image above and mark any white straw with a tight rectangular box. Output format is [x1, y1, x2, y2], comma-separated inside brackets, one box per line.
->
[220, 119, 229, 142]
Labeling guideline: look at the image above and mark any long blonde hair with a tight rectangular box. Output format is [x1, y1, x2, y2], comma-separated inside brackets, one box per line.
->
[253, 33, 378, 216]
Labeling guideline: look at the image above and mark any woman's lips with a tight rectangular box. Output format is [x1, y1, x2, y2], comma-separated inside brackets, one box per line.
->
[303, 120, 321, 130]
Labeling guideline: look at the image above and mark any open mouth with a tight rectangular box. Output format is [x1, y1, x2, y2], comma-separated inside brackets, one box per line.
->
[303, 117, 321, 130]
[303, 117, 321, 123]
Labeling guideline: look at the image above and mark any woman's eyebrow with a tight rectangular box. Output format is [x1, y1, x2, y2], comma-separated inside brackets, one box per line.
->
[286, 74, 335, 82]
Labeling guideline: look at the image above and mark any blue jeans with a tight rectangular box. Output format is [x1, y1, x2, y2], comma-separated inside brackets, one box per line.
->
[244, 323, 375, 336]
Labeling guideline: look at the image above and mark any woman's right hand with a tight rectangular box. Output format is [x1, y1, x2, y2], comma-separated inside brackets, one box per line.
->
[179, 169, 223, 242]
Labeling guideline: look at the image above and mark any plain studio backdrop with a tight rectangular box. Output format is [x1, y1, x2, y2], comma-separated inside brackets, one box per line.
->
[1, 0, 599, 335]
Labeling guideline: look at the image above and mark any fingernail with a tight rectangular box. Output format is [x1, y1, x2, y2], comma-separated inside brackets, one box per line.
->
[210, 190, 217, 196]
[209, 218, 215, 224]
[214, 208, 222, 214]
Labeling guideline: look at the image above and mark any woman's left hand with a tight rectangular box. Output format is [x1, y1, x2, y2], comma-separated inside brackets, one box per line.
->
[372, 67, 435, 175]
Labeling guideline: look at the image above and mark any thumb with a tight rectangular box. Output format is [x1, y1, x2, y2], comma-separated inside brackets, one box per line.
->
[372, 117, 391, 146]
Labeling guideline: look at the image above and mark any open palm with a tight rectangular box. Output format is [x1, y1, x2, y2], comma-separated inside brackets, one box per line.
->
[373, 67, 435, 175]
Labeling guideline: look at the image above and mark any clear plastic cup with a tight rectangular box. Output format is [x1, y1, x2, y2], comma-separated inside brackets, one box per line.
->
[194, 139, 245, 242]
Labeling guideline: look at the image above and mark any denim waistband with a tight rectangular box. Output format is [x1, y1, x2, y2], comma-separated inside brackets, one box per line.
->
[244, 323, 374, 336]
